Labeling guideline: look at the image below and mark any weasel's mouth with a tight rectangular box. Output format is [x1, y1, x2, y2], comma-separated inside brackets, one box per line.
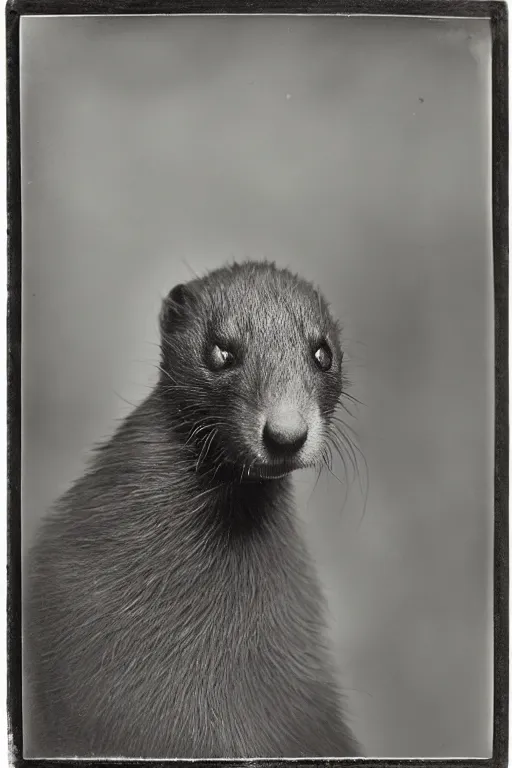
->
[246, 463, 299, 480]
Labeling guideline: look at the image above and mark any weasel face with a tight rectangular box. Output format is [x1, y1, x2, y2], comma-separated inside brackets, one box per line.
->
[159, 262, 344, 479]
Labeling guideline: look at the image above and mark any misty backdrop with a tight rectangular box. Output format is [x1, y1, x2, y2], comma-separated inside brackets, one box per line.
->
[20, 14, 493, 757]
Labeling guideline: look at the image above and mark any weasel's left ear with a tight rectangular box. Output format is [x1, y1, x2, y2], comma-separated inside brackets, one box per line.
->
[159, 282, 197, 334]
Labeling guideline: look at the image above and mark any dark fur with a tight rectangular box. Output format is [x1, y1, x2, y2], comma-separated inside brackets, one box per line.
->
[26, 261, 361, 758]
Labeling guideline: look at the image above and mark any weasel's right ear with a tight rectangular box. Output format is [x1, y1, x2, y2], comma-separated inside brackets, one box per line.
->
[159, 283, 196, 334]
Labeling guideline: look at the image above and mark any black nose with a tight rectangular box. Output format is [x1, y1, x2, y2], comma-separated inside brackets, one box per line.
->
[263, 410, 308, 456]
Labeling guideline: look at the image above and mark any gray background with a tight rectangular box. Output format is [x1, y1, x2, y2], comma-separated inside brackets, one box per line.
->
[20, 15, 494, 758]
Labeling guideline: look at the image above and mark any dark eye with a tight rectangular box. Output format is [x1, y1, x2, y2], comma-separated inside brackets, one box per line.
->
[210, 344, 235, 371]
[313, 343, 332, 372]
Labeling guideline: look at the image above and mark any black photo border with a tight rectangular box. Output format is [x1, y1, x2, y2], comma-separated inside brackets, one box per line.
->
[6, 2, 509, 767]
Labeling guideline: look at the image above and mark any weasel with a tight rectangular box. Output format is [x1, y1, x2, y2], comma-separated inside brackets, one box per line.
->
[26, 261, 361, 758]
